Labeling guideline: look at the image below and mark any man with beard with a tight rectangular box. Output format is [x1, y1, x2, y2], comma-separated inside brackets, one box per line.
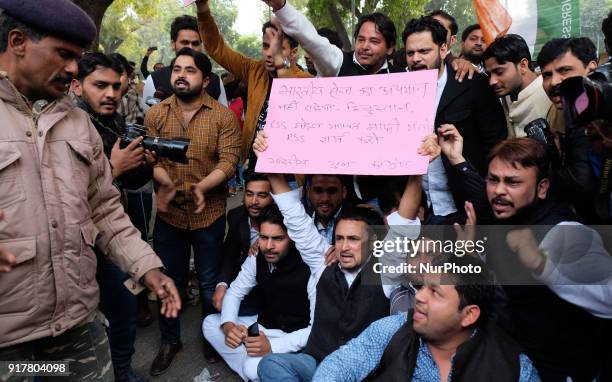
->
[481, 34, 555, 138]
[439, 130, 612, 381]
[305, 174, 348, 244]
[312, 255, 540, 382]
[141, 15, 226, 111]
[212, 171, 273, 314]
[403, 16, 506, 224]
[202, 204, 314, 382]
[71, 52, 156, 382]
[145, 48, 241, 375]
[0, 1, 181, 380]
[429, 10, 479, 82]
[196, 0, 311, 172]
[460, 24, 486, 70]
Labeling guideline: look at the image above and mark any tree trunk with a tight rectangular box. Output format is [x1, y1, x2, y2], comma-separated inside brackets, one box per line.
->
[327, 2, 353, 51]
[71, 0, 115, 50]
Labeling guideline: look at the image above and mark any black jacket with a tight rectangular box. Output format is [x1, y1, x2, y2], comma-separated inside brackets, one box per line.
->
[367, 316, 523, 382]
[221, 205, 251, 285]
[75, 97, 152, 191]
[304, 259, 389, 363]
[255, 246, 311, 333]
[140, 55, 151, 79]
[437, 64, 507, 213]
[448, 160, 609, 380]
[338, 51, 406, 77]
[221, 205, 260, 315]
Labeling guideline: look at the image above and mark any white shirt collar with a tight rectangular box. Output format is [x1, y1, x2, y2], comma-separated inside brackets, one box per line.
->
[352, 52, 390, 73]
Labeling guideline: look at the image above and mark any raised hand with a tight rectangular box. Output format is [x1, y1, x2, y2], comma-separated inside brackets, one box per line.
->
[261, 0, 286, 12]
[437, 124, 465, 165]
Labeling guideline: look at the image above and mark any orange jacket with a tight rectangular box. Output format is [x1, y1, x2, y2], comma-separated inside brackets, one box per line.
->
[198, 8, 311, 163]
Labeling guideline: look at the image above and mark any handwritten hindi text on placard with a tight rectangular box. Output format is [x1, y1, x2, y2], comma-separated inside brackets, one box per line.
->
[256, 70, 438, 175]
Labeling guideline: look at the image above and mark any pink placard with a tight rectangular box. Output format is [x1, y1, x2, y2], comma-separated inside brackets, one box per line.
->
[255, 70, 438, 175]
[182, 0, 196, 6]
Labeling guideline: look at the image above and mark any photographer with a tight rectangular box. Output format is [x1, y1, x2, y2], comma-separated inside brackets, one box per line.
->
[70, 52, 156, 382]
[536, 38, 604, 223]
[439, 128, 612, 381]
[72, 53, 155, 190]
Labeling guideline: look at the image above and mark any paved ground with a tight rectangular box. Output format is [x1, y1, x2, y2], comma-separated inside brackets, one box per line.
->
[131, 192, 244, 382]
[131, 300, 242, 382]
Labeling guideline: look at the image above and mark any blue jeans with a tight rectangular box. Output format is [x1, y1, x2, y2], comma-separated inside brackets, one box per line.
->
[97, 255, 137, 373]
[153, 216, 226, 344]
[257, 353, 317, 382]
[228, 163, 245, 189]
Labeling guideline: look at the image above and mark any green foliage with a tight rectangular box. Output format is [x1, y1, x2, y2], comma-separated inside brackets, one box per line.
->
[580, 0, 612, 57]
[100, 0, 161, 55]
[234, 34, 263, 59]
[296, 0, 434, 50]
[100, 0, 269, 76]
[95, 0, 612, 74]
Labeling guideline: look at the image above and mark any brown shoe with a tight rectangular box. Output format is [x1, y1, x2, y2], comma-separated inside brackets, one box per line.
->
[150, 343, 182, 376]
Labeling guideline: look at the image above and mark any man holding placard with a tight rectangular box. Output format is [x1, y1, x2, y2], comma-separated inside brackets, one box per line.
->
[403, 16, 507, 224]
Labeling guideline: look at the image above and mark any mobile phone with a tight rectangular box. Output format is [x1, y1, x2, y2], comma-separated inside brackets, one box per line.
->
[247, 322, 259, 337]
[149, 46, 158, 51]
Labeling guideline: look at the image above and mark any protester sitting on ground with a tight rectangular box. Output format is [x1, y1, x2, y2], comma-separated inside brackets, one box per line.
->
[212, 171, 273, 314]
[202, 204, 315, 382]
[313, 255, 541, 382]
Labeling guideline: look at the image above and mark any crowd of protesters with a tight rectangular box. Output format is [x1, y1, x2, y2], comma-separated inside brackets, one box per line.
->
[1, 0, 612, 381]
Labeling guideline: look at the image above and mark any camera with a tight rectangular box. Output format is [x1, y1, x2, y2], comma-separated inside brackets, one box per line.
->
[121, 124, 190, 163]
[524, 118, 561, 169]
[561, 62, 612, 126]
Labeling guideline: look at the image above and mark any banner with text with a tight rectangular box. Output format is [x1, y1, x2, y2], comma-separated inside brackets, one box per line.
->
[474, 0, 580, 56]
[255, 70, 438, 175]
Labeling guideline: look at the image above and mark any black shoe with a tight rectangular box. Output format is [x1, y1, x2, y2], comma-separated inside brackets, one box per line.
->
[115, 367, 148, 382]
[202, 340, 220, 364]
[150, 343, 182, 376]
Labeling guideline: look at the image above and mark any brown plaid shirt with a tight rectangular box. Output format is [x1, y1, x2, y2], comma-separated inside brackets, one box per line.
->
[145, 92, 241, 230]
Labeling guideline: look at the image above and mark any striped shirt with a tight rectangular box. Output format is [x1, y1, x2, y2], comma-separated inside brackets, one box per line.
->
[145, 92, 241, 229]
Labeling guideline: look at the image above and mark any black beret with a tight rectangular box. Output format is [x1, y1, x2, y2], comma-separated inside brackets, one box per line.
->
[0, 0, 97, 47]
